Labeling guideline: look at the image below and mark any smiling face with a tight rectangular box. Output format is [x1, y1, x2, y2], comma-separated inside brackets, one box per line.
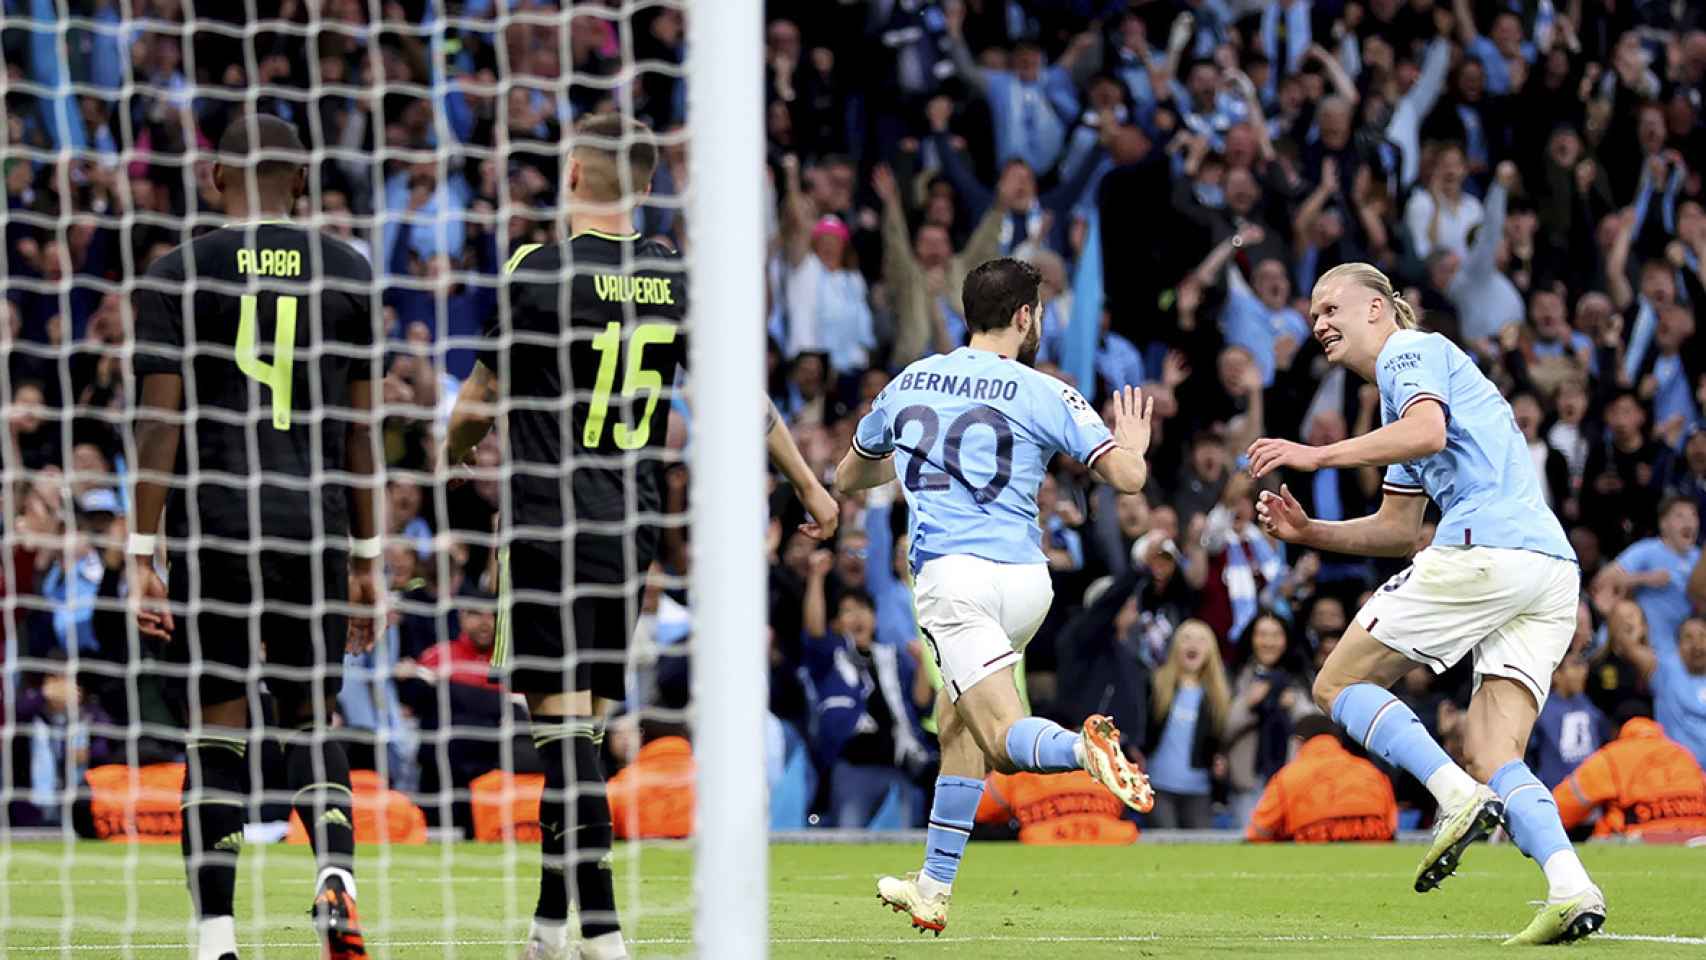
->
[1251, 617, 1287, 668]
[1681, 618, 1706, 674]
[835, 594, 876, 648]
[1310, 276, 1389, 373]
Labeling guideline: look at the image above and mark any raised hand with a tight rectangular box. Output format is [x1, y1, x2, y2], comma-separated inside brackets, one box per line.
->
[807, 548, 836, 580]
[872, 164, 899, 205]
[944, 0, 964, 38]
[1495, 160, 1520, 191]
[1162, 350, 1191, 388]
[1112, 385, 1155, 455]
[1255, 485, 1312, 543]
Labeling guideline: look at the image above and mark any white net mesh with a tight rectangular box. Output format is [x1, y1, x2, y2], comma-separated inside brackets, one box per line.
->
[0, 2, 706, 956]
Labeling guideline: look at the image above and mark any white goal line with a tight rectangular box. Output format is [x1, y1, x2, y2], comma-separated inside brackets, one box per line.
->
[7, 931, 1705, 953]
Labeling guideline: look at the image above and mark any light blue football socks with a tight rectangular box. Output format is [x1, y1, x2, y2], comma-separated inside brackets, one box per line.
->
[920, 775, 985, 890]
[1003, 717, 1083, 774]
[1491, 760, 1591, 898]
[1333, 683, 1453, 779]
[1332, 683, 1478, 808]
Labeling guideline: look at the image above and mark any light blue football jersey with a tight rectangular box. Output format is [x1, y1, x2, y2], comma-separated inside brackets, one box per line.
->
[853, 347, 1116, 570]
[1376, 329, 1575, 561]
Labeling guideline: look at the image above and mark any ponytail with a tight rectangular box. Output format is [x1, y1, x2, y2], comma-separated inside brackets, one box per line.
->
[1315, 262, 1417, 329]
[1391, 292, 1420, 330]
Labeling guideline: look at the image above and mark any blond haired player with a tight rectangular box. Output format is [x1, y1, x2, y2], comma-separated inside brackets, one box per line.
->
[1246, 251, 1604, 945]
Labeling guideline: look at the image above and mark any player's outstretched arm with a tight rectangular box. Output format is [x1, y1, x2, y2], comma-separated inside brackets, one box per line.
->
[1246, 400, 1446, 479]
[441, 361, 499, 476]
[1089, 385, 1151, 495]
[768, 399, 840, 540]
[127, 372, 184, 642]
[1257, 483, 1427, 558]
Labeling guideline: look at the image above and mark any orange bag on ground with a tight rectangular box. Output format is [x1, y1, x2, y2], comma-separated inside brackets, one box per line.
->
[85, 763, 184, 843]
[606, 736, 695, 839]
[976, 770, 1138, 845]
[470, 770, 546, 842]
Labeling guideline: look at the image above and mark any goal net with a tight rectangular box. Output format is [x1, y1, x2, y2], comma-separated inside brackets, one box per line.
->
[0, 1, 766, 957]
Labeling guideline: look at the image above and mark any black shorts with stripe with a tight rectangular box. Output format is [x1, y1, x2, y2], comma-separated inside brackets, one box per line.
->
[492, 541, 635, 700]
[160, 548, 347, 716]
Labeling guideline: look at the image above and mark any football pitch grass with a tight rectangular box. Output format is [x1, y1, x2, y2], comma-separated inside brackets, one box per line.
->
[3, 840, 1703, 958]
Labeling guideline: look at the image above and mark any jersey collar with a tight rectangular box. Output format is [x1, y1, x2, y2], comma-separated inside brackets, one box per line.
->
[572, 228, 643, 242]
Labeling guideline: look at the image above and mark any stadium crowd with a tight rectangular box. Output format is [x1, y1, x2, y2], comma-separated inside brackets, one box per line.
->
[3, 0, 1706, 839]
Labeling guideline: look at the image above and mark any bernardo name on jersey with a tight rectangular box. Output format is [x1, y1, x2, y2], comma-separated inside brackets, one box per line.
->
[853, 347, 1115, 572]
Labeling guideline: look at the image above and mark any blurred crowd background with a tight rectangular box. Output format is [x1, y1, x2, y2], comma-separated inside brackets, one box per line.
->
[2, 0, 1705, 839]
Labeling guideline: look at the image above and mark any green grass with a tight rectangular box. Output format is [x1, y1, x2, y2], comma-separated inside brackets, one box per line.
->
[2, 840, 1703, 958]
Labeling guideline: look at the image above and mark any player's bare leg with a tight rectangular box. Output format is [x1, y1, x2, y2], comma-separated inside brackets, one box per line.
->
[878, 687, 983, 935]
[523, 690, 624, 960]
[1460, 678, 1603, 944]
[1312, 626, 1500, 893]
[183, 697, 248, 960]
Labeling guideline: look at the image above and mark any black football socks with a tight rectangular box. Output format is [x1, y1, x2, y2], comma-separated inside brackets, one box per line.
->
[532, 716, 619, 940]
[285, 728, 357, 894]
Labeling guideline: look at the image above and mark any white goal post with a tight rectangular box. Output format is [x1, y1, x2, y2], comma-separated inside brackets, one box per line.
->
[686, 0, 770, 957]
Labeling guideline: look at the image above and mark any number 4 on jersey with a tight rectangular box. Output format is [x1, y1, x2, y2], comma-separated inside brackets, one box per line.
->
[237, 293, 297, 430]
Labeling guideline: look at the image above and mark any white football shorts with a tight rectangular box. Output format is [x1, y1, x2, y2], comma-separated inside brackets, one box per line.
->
[1356, 545, 1580, 708]
[912, 554, 1053, 702]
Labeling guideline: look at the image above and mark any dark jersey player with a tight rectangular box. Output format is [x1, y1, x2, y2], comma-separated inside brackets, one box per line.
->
[127, 115, 379, 960]
[441, 113, 837, 960]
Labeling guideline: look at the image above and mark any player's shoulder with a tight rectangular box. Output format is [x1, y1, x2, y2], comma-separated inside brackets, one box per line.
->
[1019, 363, 1093, 413]
[504, 240, 562, 277]
[1377, 329, 1450, 375]
[314, 231, 374, 281]
[1380, 328, 1440, 356]
[142, 238, 191, 279]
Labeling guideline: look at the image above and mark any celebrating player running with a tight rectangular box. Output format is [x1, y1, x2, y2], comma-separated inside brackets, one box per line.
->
[835, 257, 1154, 936]
[1246, 255, 1604, 945]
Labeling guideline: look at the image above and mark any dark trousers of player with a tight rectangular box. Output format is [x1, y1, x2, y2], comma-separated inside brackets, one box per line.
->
[532, 717, 619, 939]
[180, 721, 357, 919]
[172, 549, 358, 918]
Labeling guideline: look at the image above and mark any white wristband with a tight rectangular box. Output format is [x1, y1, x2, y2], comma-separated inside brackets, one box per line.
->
[350, 537, 384, 560]
[127, 532, 158, 556]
